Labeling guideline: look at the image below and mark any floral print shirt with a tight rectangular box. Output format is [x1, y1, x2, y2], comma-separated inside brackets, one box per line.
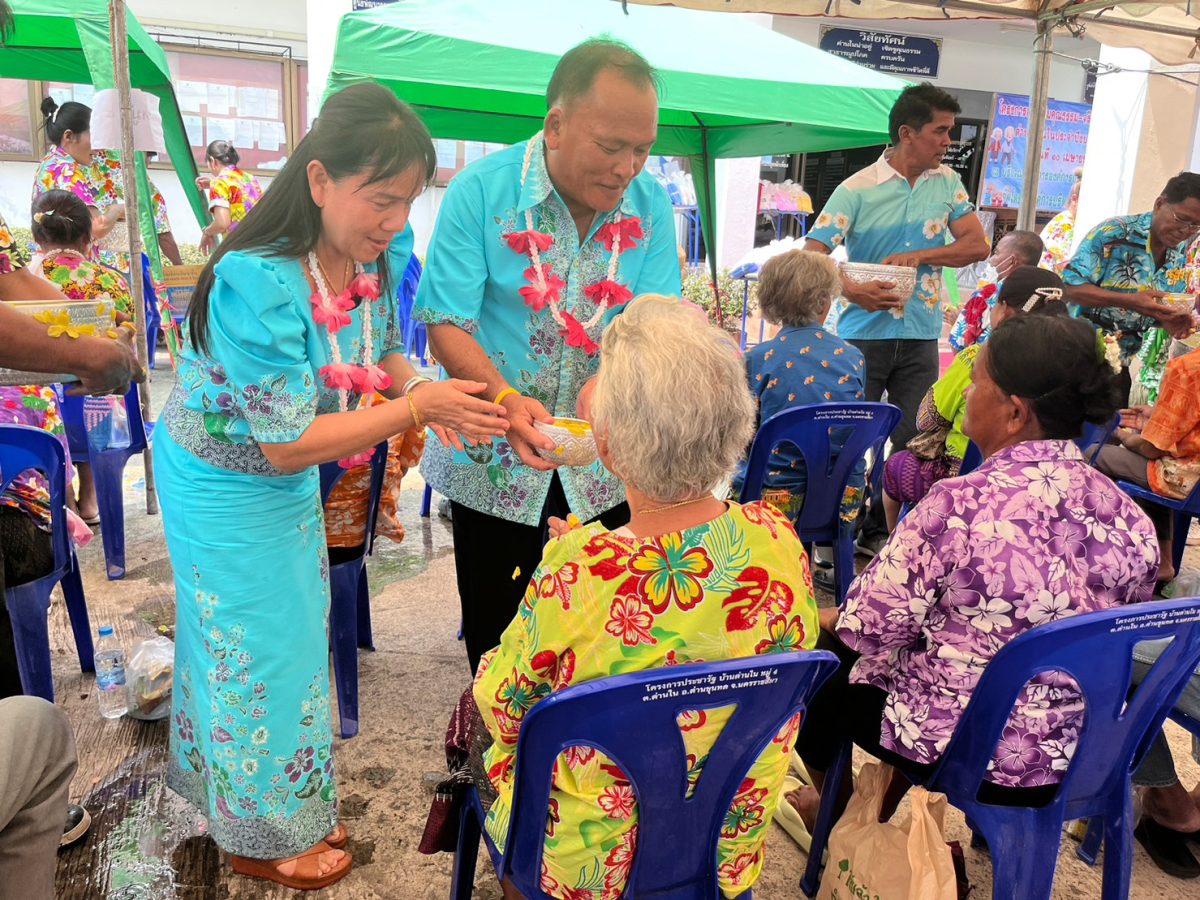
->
[0, 385, 69, 529]
[1144, 350, 1200, 501]
[475, 502, 818, 900]
[39, 252, 132, 316]
[1063, 212, 1196, 363]
[808, 150, 976, 341]
[163, 231, 412, 474]
[34, 145, 100, 210]
[414, 136, 682, 526]
[0, 212, 21, 274]
[208, 166, 263, 232]
[89, 150, 173, 234]
[1039, 209, 1075, 273]
[838, 440, 1158, 786]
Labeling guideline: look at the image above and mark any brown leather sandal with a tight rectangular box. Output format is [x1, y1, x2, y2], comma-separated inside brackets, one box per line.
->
[230, 840, 352, 890]
[325, 823, 348, 849]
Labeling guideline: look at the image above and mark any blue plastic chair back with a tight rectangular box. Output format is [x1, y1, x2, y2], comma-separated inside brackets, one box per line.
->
[1076, 412, 1119, 466]
[319, 440, 389, 738]
[493, 651, 840, 900]
[958, 440, 984, 476]
[140, 253, 163, 367]
[738, 402, 902, 544]
[1115, 475, 1200, 578]
[0, 424, 93, 699]
[666, 182, 684, 206]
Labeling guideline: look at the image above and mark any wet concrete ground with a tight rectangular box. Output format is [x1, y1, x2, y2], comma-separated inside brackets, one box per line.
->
[48, 355, 1198, 899]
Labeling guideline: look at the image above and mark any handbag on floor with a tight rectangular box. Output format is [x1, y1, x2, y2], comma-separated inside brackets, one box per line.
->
[816, 762, 957, 900]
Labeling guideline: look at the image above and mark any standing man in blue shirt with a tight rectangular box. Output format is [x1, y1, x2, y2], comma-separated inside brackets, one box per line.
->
[414, 39, 683, 672]
[805, 83, 990, 555]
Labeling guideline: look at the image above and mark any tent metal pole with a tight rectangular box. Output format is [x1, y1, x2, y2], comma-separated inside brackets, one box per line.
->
[1018, 20, 1053, 232]
[110, 0, 158, 515]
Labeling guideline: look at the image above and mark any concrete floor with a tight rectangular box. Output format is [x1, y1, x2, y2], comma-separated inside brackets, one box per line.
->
[46, 355, 1199, 899]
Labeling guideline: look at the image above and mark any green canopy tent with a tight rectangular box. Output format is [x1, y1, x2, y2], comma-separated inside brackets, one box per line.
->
[0, 0, 207, 267]
[326, 0, 907, 292]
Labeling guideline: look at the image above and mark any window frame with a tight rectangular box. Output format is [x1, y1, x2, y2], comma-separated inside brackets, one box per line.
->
[0, 78, 44, 163]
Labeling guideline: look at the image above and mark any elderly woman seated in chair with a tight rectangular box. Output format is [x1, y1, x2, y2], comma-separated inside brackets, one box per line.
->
[428, 295, 820, 900]
[787, 315, 1159, 833]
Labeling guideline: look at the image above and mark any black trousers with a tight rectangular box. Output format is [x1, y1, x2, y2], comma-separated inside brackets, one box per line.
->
[0, 508, 56, 699]
[796, 630, 1059, 808]
[451, 475, 629, 674]
[846, 339, 940, 541]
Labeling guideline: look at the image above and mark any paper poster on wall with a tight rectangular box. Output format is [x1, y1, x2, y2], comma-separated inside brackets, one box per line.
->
[464, 141, 485, 165]
[49, 86, 72, 106]
[90, 88, 166, 153]
[182, 115, 204, 147]
[74, 84, 95, 106]
[206, 84, 232, 116]
[484, 143, 506, 156]
[257, 121, 284, 152]
[979, 93, 1091, 211]
[234, 118, 257, 150]
[206, 116, 234, 144]
[178, 81, 206, 113]
[239, 86, 269, 118]
[436, 139, 458, 169]
[265, 89, 280, 120]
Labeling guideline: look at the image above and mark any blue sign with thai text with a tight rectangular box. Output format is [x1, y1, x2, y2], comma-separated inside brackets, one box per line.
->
[818, 27, 941, 79]
[979, 93, 1092, 211]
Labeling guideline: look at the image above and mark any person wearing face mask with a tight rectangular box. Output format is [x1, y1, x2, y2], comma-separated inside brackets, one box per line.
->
[414, 38, 683, 675]
[945, 228, 1044, 352]
[805, 82, 991, 560]
[155, 83, 508, 890]
[34, 98, 125, 249]
[1063, 172, 1200, 403]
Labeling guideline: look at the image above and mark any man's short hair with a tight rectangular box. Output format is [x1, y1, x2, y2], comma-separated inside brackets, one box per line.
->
[888, 83, 961, 143]
[999, 229, 1044, 267]
[546, 38, 660, 109]
[1162, 172, 1200, 205]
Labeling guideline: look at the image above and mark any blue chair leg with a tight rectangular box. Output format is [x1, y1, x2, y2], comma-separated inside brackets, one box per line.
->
[1078, 816, 1103, 865]
[832, 532, 855, 608]
[421, 483, 432, 518]
[1099, 792, 1136, 900]
[92, 448, 132, 579]
[61, 551, 94, 673]
[974, 809, 1063, 900]
[450, 790, 482, 900]
[5, 580, 55, 702]
[355, 564, 374, 651]
[457, 618, 464, 642]
[328, 561, 362, 739]
[800, 739, 851, 897]
[1173, 511, 1190, 576]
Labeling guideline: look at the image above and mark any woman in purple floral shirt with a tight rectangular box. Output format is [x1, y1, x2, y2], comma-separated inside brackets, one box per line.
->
[792, 313, 1159, 829]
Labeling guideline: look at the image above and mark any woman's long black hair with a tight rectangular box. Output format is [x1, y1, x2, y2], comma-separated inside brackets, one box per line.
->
[187, 82, 436, 355]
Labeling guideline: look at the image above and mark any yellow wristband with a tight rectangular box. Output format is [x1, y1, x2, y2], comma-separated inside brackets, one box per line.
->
[495, 387, 521, 407]
[407, 391, 423, 430]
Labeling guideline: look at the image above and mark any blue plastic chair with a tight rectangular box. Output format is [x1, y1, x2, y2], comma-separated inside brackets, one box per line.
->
[140, 253, 163, 368]
[398, 255, 428, 364]
[1076, 411, 1120, 466]
[800, 598, 1200, 900]
[1114, 476, 1200, 580]
[0, 424, 94, 701]
[319, 440, 388, 739]
[59, 384, 153, 580]
[452, 650, 841, 900]
[738, 402, 902, 606]
[897, 439, 984, 523]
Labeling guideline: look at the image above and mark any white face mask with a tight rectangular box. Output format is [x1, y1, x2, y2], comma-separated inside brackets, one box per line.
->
[981, 263, 1000, 284]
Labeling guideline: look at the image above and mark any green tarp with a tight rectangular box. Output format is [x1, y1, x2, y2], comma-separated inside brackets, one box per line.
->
[0, 0, 207, 272]
[327, 0, 907, 281]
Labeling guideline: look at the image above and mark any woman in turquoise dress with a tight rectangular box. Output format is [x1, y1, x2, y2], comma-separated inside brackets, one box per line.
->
[157, 83, 509, 890]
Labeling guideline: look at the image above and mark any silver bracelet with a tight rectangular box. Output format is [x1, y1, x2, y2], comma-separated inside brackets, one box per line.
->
[402, 375, 431, 396]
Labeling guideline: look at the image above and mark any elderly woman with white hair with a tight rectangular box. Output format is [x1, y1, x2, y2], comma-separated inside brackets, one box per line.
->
[448, 295, 820, 900]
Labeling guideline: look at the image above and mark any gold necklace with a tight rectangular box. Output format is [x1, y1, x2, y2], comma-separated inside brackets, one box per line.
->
[636, 496, 713, 516]
[316, 256, 352, 294]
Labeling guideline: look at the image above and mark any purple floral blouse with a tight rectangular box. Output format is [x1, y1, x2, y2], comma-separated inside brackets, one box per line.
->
[837, 440, 1159, 787]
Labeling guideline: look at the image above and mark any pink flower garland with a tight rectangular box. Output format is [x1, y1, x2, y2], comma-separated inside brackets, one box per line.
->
[307, 252, 393, 468]
[508, 131, 640, 356]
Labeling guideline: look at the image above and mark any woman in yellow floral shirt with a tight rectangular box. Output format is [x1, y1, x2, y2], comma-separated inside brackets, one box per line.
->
[471, 295, 819, 900]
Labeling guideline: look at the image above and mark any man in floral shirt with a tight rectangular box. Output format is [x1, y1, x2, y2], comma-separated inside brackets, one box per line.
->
[806, 83, 990, 555]
[415, 39, 682, 673]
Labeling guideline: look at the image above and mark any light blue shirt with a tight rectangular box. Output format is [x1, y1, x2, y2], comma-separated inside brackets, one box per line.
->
[414, 137, 682, 526]
[808, 151, 975, 342]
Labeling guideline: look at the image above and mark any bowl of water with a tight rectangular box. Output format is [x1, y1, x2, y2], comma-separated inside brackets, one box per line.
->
[534, 418, 598, 467]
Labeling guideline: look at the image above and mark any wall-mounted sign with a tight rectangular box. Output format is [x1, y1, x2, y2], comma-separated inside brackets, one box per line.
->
[979, 93, 1092, 211]
[818, 27, 941, 79]
[351, 0, 401, 9]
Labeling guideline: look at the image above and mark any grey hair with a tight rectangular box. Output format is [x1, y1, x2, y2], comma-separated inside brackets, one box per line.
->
[757, 250, 841, 328]
[592, 294, 755, 503]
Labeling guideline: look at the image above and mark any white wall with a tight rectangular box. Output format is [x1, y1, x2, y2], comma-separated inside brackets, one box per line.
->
[771, 17, 1097, 106]
[128, 0, 306, 42]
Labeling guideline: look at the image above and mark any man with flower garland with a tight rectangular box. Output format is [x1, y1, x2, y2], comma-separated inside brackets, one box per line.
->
[414, 39, 682, 673]
[805, 82, 990, 558]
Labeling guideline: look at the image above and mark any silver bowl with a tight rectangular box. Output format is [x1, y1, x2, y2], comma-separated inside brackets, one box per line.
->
[839, 262, 918, 301]
[534, 418, 599, 467]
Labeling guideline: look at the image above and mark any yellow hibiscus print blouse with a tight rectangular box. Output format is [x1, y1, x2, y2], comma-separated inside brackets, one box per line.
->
[474, 501, 819, 900]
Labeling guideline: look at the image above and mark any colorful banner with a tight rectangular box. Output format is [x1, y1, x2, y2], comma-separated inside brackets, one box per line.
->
[980, 93, 1091, 211]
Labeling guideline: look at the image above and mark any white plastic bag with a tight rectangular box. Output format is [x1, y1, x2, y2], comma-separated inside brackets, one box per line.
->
[126, 636, 174, 720]
[815, 762, 957, 900]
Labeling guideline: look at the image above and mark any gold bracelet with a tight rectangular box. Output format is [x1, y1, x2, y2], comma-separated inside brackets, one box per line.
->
[495, 387, 521, 407]
[407, 391, 423, 430]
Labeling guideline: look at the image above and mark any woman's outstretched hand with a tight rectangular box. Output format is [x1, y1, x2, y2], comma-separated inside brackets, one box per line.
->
[411, 379, 508, 452]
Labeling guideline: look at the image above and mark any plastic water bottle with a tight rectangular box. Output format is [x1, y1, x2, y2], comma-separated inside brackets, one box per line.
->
[94, 626, 128, 718]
